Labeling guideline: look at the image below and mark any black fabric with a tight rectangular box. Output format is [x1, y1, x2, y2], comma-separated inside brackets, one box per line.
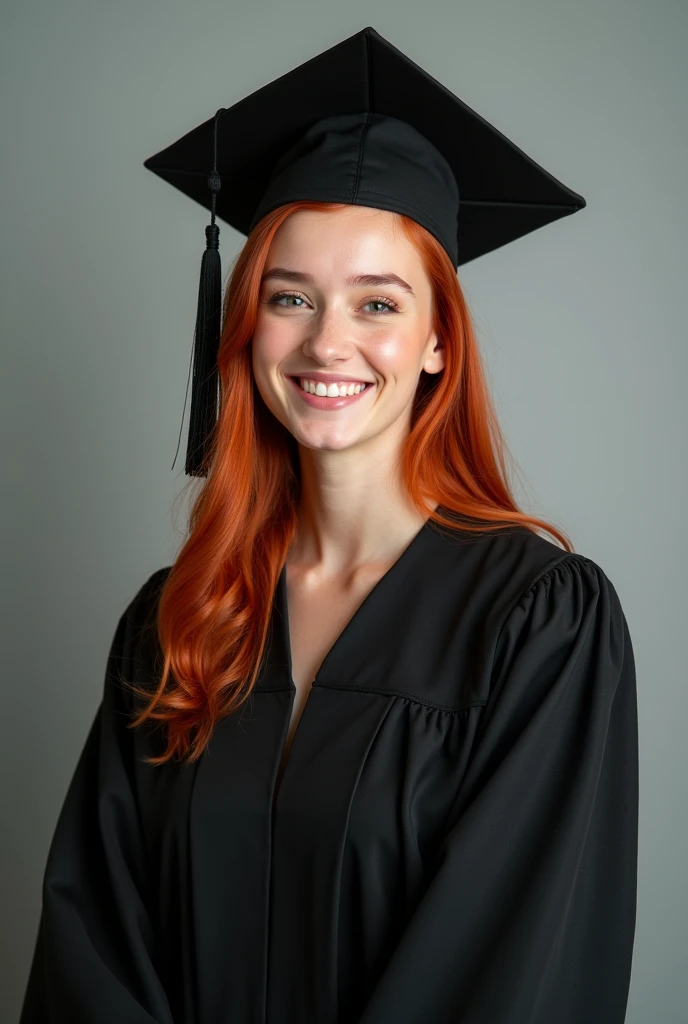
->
[143, 25, 586, 269]
[249, 111, 460, 266]
[19, 518, 638, 1023]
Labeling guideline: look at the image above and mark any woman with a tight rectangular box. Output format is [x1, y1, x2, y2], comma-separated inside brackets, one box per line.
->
[20, 26, 638, 1024]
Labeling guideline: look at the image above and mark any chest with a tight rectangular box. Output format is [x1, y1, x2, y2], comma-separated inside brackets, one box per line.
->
[280, 567, 386, 766]
[147, 532, 490, 1019]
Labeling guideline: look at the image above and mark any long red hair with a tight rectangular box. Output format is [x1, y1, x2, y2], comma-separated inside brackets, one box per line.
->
[127, 200, 573, 766]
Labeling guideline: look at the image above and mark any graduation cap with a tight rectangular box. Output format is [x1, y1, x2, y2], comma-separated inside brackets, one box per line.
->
[143, 25, 586, 477]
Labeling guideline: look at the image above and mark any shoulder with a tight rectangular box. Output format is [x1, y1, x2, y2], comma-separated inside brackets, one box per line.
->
[429, 515, 621, 610]
[460, 518, 629, 645]
[109, 565, 173, 674]
[498, 545, 625, 635]
[424, 519, 576, 630]
[425, 518, 629, 682]
[489, 544, 632, 710]
[122, 565, 173, 624]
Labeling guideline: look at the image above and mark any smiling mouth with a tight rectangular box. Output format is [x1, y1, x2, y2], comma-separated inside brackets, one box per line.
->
[286, 374, 376, 409]
[289, 376, 373, 397]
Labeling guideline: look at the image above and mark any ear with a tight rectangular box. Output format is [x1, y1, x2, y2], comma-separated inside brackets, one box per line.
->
[423, 329, 445, 376]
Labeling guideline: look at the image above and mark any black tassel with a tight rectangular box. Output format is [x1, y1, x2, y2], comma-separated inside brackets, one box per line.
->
[170, 108, 225, 477]
[185, 211, 221, 476]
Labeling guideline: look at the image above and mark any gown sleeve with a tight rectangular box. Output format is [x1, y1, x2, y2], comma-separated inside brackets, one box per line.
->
[357, 553, 639, 1024]
[19, 572, 174, 1024]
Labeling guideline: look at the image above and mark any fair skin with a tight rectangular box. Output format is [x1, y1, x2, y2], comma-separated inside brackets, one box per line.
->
[251, 204, 445, 582]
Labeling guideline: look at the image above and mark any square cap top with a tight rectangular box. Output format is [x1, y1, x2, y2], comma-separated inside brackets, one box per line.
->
[144, 25, 586, 269]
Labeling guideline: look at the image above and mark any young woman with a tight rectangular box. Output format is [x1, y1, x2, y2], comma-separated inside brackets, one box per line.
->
[20, 26, 638, 1024]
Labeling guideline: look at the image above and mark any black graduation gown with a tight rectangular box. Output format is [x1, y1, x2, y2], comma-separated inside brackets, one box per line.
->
[19, 516, 639, 1024]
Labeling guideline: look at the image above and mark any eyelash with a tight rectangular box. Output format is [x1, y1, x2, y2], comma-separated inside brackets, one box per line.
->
[267, 290, 400, 315]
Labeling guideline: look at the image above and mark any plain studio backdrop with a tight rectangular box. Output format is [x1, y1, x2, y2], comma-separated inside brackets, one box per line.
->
[1, 1, 685, 1021]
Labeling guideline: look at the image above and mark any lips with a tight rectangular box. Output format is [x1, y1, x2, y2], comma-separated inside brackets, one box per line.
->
[287, 373, 375, 409]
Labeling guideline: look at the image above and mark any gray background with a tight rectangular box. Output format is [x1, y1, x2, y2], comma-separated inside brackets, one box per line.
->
[2, 1, 685, 1021]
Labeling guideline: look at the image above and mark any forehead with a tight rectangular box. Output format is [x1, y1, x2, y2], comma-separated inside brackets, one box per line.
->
[266, 205, 418, 272]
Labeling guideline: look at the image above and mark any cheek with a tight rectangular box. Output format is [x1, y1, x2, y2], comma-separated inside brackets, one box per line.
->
[251, 321, 294, 380]
[250, 322, 299, 417]
[373, 328, 421, 376]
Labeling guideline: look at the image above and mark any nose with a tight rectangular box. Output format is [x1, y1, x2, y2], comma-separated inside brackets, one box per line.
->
[299, 305, 355, 365]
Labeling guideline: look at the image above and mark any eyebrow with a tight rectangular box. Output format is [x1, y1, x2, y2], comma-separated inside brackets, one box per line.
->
[261, 267, 416, 298]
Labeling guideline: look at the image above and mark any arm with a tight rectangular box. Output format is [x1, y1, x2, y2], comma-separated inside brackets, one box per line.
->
[357, 554, 639, 1024]
[19, 573, 174, 1024]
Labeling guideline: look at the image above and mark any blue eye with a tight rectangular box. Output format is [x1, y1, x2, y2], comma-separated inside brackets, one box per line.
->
[362, 299, 397, 314]
[269, 293, 307, 308]
[267, 291, 399, 315]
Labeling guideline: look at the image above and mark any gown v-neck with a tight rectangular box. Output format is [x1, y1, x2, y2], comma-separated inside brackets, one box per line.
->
[273, 512, 437, 786]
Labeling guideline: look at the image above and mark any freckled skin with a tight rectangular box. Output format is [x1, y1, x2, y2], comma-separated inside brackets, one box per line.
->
[251, 206, 445, 465]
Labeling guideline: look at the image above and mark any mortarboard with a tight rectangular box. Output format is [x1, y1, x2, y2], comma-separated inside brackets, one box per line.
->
[143, 25, 586, 476]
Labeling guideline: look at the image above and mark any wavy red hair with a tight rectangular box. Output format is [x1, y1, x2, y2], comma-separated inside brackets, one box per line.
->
[127, 200, 573, 766]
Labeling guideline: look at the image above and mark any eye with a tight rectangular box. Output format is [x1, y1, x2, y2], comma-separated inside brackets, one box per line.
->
[361, 297, 400, 315]
[267, 290, 309, 308]
[266, 291, 400, 315]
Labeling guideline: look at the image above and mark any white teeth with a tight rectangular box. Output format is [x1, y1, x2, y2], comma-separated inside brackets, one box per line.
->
[298, 378, 368, 397]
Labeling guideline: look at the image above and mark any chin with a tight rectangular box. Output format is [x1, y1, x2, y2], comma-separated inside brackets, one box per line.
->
[291, 427, 367, 452]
